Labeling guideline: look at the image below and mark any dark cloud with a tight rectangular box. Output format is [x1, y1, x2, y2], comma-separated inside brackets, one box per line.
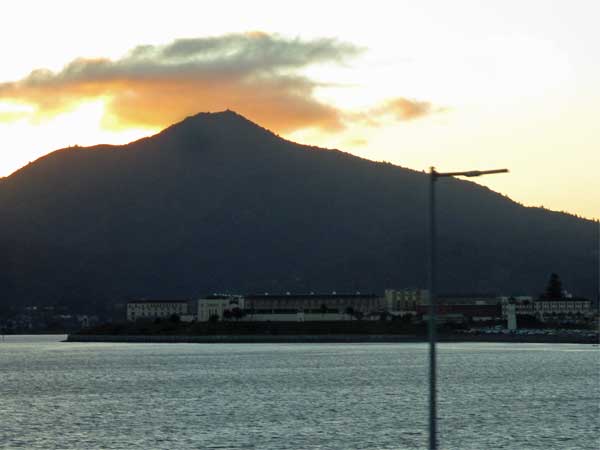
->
[0, 33, 440, 133]
[0, 33, 360, 132]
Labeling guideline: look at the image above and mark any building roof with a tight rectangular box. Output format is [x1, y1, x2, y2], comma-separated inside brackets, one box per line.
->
[536, 297, 590, 302]
[128, 299, 190, 304]
[438, 293, 498, 299]
[244, 293, 378, 300]
[433, 298, 500, 306]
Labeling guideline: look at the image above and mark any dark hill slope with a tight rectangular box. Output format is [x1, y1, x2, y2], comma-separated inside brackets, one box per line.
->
[0, 111, 597, 307]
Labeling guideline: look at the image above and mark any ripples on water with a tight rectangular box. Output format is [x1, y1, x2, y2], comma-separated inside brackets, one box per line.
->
[0, 335, 598, 449]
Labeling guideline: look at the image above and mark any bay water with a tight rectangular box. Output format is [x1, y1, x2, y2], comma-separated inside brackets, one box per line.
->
[1, 336, 598, 449]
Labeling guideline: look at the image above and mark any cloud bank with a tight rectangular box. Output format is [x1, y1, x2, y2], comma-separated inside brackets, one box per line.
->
[0, 33, 440, 133]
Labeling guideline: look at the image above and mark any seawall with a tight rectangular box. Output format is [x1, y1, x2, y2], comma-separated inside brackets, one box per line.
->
[66, 334, 424, 343]
[65, 334, 599, 344]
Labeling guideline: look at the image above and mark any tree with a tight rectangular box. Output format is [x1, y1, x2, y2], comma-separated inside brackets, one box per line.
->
[223, 309, 232, 321]
[169, 314, 180, 323]
[231, 307, 245, 320]
[345, 306, 355, 320]
[320, 303, 328, 316]
[400, 313, 413, 324]
[543, 273, 564, 299]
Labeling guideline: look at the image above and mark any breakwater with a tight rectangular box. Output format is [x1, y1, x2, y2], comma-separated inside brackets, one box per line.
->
[65, 333, 598, 344]
[66, 334, 424, 343]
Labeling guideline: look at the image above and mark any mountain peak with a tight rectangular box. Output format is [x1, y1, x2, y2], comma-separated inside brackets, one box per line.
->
[186, 109, 247, 122]
[178, 109, 268, 132]
[155, 109, 279, 147]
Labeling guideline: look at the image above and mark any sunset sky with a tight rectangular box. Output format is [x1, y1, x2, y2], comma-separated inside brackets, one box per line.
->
[1, 0, 598, 219]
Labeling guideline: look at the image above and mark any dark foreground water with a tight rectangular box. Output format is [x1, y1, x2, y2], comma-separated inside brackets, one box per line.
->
[0, 336, 598, 450]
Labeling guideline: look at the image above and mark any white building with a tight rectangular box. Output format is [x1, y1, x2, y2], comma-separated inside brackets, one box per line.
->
[194, 292, 382, 322]
[126, 299, 190, 322]
[384, 288, 430, 314]
[196, 295, 244, 321]
[506, 303, 517, 330]
[499, 296, 534, 318]
[533, 298, 592, 321]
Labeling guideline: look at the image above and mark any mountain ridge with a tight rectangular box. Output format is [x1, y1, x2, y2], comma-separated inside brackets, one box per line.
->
[0, 110, 597, 308]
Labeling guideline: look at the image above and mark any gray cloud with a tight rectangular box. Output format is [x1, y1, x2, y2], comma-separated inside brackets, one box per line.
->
[0, 33, 361, 132]
[0, 33, 440, 133]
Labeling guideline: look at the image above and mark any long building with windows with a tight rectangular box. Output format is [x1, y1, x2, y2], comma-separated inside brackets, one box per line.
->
[243, 292, 381, 316]
[192, 292, 383, 322]
[533, 297, 592, 320]
[499, 295, 593, 321]
[126, 299, 191, 322]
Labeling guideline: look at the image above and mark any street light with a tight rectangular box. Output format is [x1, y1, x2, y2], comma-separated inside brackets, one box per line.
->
[428, 166, 508, 450]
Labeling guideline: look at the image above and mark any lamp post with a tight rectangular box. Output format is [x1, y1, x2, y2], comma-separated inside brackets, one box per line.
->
[428, 166, 508, 450]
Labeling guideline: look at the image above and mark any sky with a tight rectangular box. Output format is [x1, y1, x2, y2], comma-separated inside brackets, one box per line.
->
[1, 0, 598, 219]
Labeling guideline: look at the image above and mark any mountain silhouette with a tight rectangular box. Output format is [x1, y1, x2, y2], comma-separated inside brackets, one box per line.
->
[0, 110, 597, 309]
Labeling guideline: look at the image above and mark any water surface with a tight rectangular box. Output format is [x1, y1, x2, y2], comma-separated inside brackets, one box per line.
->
[1, 336, 598, 449]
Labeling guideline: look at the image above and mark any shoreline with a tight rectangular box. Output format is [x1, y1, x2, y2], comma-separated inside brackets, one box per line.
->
[65, 333, 599, 344]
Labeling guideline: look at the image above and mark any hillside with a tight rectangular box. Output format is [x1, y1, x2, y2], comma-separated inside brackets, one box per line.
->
[0, 110, 597, 308]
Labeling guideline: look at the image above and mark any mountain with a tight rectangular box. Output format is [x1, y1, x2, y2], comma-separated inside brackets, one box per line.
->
[0, 110, 597, 309]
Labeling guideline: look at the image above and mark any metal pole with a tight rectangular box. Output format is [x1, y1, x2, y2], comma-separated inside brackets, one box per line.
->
[425, 166, 506, 449]
[428, 167, 437, 450]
